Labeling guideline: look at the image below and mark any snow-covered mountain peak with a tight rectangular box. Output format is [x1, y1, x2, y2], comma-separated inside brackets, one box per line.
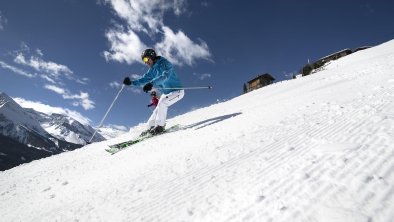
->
[0, 92, 16, 106]
[23, 109, 106, 145]
[0, 92, 47, 136]
[0, 93, 107, 170]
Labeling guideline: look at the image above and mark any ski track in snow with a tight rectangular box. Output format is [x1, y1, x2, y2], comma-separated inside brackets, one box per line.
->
[114, 85, 394, 222]
[1, 40, 394, 221]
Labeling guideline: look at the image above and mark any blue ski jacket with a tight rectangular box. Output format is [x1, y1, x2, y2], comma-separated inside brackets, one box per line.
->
[132, 57, 183, 94]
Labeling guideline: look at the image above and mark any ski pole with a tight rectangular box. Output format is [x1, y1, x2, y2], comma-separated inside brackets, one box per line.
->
[159, 86, 212, 90]
[88, 84, 125, 144]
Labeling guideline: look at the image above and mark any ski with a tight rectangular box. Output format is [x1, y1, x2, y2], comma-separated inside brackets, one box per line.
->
[105, 125, 181, 154]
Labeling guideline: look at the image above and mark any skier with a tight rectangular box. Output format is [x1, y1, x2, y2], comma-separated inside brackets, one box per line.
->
[123, 48, 184, 136]
[147, 91, 159, 108]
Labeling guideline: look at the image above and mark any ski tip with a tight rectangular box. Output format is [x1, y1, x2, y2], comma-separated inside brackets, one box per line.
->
[208, 86, 213, 89]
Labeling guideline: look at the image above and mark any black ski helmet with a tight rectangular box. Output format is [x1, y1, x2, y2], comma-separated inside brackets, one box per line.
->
[150, 91, 157, 96]
[141, 48, 157, 60]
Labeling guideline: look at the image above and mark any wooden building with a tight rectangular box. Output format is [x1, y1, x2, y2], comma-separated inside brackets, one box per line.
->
[243, 73, 275, 93]
[299, 48, 353, 76]
[353, 46, 371, 53]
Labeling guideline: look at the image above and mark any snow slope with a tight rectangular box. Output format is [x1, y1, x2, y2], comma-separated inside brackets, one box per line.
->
[1, 39, 394, 221]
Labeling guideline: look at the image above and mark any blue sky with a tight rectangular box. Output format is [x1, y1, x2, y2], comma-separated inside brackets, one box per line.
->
[1, 0, 393, 129]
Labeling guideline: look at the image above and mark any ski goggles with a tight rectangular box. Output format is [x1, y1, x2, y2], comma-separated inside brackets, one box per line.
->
[142, 57, 149, 63]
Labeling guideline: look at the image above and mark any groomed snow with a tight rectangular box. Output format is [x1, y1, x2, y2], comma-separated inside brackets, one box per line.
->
[1, 39, 394, 221]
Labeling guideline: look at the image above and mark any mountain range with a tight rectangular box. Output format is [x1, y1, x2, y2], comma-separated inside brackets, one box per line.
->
[0, 92, 126, 170]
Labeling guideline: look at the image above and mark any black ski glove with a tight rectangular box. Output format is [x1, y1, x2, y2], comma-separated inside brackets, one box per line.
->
[143, 83, 153, 93]
[123, 77, 132, 86]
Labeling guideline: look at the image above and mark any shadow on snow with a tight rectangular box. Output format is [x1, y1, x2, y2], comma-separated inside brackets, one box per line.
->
[182, 112, 242, 130]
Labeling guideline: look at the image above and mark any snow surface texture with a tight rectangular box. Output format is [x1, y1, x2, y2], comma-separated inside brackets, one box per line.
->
[1, 39, 394, 221]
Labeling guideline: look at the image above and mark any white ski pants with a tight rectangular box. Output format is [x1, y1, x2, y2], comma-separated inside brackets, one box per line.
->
[147, 90, 184, 127]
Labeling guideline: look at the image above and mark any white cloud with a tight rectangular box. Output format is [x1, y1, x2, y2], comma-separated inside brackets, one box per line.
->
[44, 84, 66, 94]
[44, 84, 95, 110]
[12, 44, 88, 85]
[156, 26, 212, 66]
[105, 0, 181, 34]
[103, 0, 212, 66]
[14, 97, 91, 125]
[78, 78, 89, 85]
[40, 75, 56, 84]
[103, 28, 146, 64]
[0, 60, 36, 78]
[19, 42, 30, 52]
[14, 53, 74, 81]
[67, 92, 94, 110]
[36, 49, 44, 56]
[200, 73, 211, 80]
[194, 72, 211, 80]
[0, 10, 7, 30]
[2, 43, 93, 110]
[109, 81, 121, 89]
